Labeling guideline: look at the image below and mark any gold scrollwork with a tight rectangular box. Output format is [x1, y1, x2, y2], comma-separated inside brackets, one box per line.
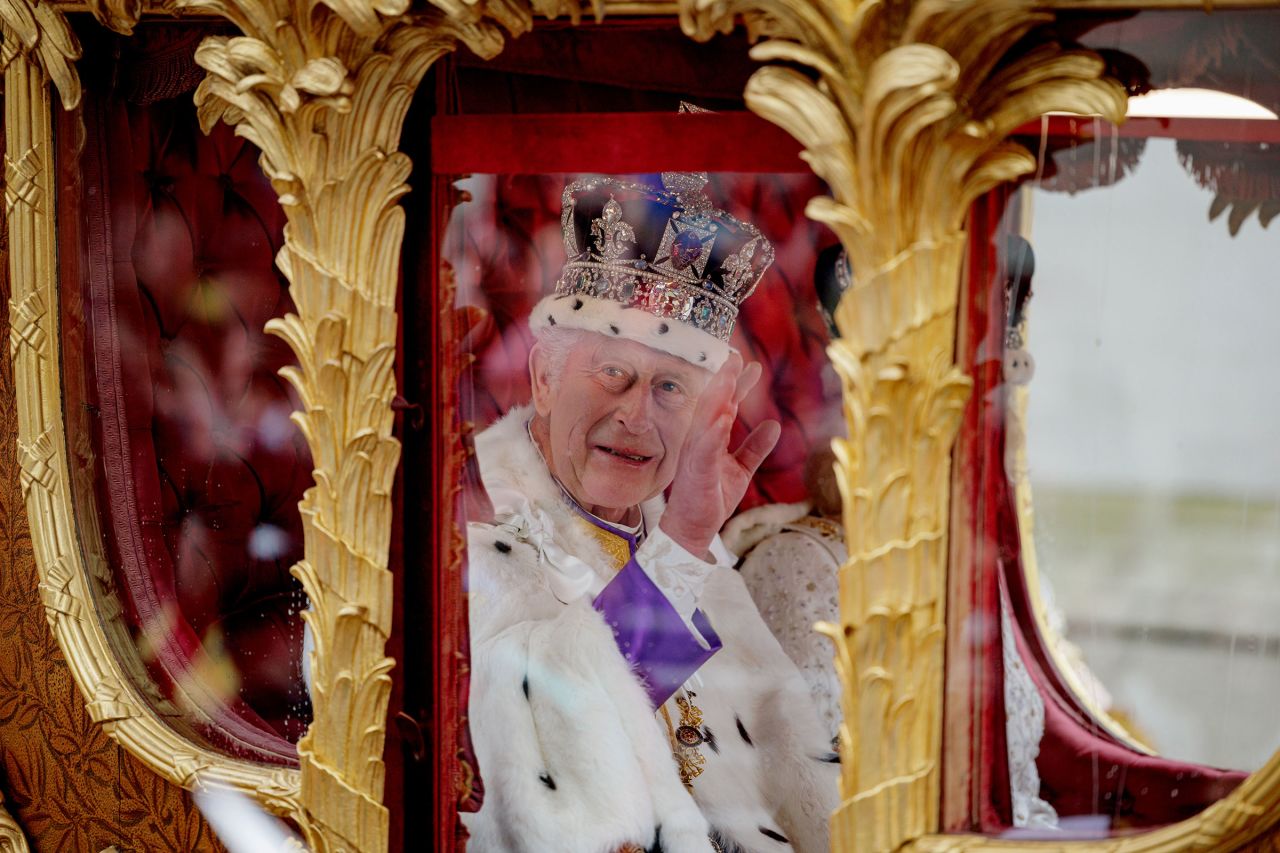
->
[0, 0, 80, 108]
[9, 0, 1280, 851]
[0, 792, 30, 853]
[5, 46, 303, 828]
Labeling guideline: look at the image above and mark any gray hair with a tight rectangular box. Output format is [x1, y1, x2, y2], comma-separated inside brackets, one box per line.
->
[531, 325, 591, 384]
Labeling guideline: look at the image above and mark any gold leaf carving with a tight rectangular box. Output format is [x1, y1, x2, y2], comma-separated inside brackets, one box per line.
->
[85, 679, 142, 725]
[7, 290, 45, 361]
[6, 48, 303, 828]
[0, 0, 80, 108]
[83, 0, 142, 36]
[16, 429, 58, 497]
[172, 754, 215, 788]
[4, 144, 44, 217]
[177, 0, 566, 844]
[36, 558, 78, 622]
[679, 1, 1124, 849]
[179, 0, 609, 841]
[0, 793, 30, 853]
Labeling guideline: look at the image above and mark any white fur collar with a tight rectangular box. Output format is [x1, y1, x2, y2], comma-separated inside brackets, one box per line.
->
[474, 405, 666, 589]
[719, 500, 811, 556]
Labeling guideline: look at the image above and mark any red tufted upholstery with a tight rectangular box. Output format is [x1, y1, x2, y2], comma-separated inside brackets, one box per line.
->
[72, 80, 311, 758]
[452, 172, 842, 511]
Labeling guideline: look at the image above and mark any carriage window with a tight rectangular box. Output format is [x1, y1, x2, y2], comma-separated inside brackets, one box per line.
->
[957, 7, 1280, 838]
[406, 23, 855, 844]
[58, 26, 310, 761]
[441, 163, 850, 849]
[1021, 123, 1280, 773]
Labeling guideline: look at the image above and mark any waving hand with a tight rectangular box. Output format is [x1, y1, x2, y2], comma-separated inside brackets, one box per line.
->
[660, 351, 781, 559]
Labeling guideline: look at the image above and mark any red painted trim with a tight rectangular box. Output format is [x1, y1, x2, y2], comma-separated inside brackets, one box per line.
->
[943, 187, 1019, 833]
[1012, 115, 1280, 144]
[430, 112, 809, 174]
[429, 168, 476, 853]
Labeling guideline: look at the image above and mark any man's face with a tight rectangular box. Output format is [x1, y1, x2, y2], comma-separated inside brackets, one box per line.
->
[530, 334, 710, 518]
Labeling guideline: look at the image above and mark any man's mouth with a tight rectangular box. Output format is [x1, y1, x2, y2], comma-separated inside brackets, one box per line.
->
[596, 445, 653, 464]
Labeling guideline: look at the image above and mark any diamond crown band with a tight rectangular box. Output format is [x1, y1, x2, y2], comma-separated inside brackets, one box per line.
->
[555, 174, 775, 343]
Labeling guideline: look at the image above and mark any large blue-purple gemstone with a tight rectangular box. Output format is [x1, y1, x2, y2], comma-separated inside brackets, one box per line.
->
[670, 230, 705, 270]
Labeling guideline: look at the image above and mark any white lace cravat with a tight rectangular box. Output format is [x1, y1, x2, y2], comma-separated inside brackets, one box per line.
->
[1002, 603, 1060, 830]
[487, 485, 598, 604]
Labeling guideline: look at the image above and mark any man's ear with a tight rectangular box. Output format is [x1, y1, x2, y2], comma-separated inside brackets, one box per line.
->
[528, 343, 554, 418]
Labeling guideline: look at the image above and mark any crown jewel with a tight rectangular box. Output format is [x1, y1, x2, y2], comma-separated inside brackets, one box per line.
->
[554, 175, 775, 343]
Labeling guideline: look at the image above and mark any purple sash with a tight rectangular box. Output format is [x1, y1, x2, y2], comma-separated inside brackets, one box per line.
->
[564, 501, 722, 708]
[594, 559, 722, 708]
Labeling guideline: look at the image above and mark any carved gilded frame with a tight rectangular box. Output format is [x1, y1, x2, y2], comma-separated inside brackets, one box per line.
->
[3, 26, 306, 824]
[5, 0, 1280, 851]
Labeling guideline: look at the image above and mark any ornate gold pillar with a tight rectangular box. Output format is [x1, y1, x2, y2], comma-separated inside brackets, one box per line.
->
[678, 2, 1125, 849]
[181, 0, 590, 847]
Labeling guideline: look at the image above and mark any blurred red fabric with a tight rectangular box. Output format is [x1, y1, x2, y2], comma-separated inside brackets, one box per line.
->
[448, 172, 842, 511]
[72, 87, 310, 758]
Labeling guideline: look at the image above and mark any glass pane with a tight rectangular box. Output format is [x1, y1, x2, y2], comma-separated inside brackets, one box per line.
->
[59, 27, 311, 760]
[1024, 127, 1280, 773]
[447, 168, 846, 850]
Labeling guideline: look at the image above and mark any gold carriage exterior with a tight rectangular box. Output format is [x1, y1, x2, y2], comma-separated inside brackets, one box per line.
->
[4, 0, 1280, 851]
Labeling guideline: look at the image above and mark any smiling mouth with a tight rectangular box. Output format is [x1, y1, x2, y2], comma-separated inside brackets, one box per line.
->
[596, 445, 653, 464]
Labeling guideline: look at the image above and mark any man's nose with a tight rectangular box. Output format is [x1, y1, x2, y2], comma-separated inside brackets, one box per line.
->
[615, 384, 653, 433]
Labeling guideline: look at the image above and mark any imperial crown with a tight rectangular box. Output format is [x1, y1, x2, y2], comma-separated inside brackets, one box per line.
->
[532, 172, 775, 370]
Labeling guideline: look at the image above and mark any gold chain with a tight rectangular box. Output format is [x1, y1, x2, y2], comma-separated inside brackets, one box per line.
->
[658, 690, 706, 788]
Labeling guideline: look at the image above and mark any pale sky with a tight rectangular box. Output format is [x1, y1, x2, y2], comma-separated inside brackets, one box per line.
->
[1024, 138, 1280, 498]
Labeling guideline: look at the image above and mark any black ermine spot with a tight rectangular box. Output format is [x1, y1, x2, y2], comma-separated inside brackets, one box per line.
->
[735, 716, 753, 746]
[494, 540, 512, 554]
[539, 772, 556, 790]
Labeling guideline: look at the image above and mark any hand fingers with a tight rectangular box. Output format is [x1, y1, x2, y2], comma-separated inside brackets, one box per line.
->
[691, 404, 732, 458]
[732, 419, 781, 477]
[734, 360, 762, 404]
[688, 352, 742, 434]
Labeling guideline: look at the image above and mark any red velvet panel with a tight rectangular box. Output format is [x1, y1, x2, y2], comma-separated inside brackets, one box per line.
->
[69, 79, 311, 758]
[450, 20, 757, 114]
[432, 113, 808, 174]
[945, 189, 1017, 833]
[955, 189, 1248, 834]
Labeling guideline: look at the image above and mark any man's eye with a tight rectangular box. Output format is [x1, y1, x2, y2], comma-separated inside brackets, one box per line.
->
[603, 366, 625, 378]
[658, 381, 683, 395]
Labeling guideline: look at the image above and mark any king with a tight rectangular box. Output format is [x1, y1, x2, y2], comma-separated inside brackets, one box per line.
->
[463, 173, 838, 853]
